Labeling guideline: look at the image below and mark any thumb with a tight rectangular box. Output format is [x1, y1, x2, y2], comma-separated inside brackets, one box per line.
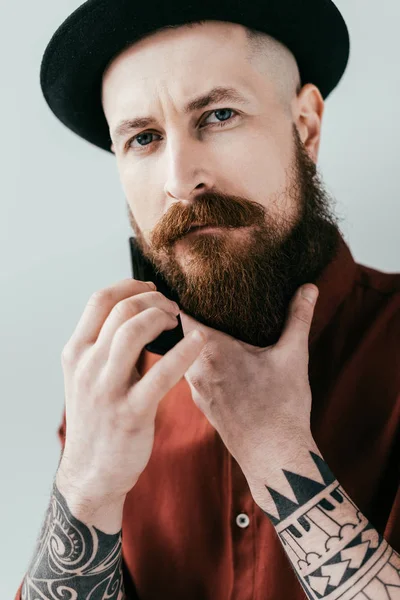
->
[276, 285, 319, 351]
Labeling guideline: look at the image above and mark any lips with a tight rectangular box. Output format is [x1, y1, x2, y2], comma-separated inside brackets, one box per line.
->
[189, 223, 220, 231]
[182, 224, 220, 238]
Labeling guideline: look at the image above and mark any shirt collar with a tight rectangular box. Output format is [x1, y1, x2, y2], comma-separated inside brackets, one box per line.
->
[309, 231, 358, 347]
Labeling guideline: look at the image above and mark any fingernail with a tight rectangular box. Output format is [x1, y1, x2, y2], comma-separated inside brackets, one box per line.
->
[145, 281, 157, 290]
[301, 285, 318, 304]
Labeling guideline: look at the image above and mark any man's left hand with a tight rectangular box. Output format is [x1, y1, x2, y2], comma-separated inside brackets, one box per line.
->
[179, 284, 319, 484]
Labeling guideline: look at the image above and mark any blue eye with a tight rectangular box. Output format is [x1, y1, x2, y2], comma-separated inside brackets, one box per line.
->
[131, 131, 156, 148]
[127, 108, 238, 151]
[205, 108, 235, 124]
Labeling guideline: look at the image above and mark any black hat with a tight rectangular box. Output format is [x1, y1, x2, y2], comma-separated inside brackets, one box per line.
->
[40, 0, 350, 153]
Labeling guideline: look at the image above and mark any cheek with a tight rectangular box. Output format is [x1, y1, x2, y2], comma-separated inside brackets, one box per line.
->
[234, 134, 290, 201]
[118, 162, 155, 219]
[118, 160, 148, 197]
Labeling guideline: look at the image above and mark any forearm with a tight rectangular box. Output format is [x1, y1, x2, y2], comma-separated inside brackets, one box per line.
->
[21, 471, 128, 600]
[248, 441, 400, 599]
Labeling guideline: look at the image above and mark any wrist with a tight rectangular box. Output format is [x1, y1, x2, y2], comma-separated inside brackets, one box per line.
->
[244, 434, 321, 508]
[246, 427, 316, 472]
[56, 456, 130, 505]
[55, 470, 126, 534]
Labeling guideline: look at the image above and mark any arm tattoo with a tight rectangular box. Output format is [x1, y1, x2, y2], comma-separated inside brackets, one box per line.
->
[262, 452, 400, 599]
[22, 480, 126, 600]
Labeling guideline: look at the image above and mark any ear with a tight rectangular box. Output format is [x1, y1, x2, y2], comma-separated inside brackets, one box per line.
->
[294, 83, 324, 163]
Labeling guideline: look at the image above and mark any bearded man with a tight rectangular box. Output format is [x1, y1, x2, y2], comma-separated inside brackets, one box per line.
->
[15, 2, 400, 600]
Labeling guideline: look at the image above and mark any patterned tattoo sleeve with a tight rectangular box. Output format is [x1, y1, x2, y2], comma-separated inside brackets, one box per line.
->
[21, 480, 129, 600]
[262, 451, 400, 599]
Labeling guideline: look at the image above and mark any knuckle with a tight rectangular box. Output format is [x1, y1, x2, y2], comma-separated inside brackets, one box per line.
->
[116, 318, 141, 343]
[130, 398, 154, 424]
[150, 306, 171, 320]
[116, 306, 172, 341]
[145, 307, 176, 329]
[148, 291, 174, 308]
[148, 368, 170, 394]
[74, 362, 92, 388]
[132, 291, 161, 308]
[146, 290, 173, 305]
[89, 287, 113, 306]
[293, 308, 310, 325]
[61, 343, 77, 365]
[111, 291, 165, 320]
[75, 362, 100, 394]
[113, 298, 138, 319]
[89, 280, 153, 307]
[154, 291, 167, 303]
[135, 279, 154, 290]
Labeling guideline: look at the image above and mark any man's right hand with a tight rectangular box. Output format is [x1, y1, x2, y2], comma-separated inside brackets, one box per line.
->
[56, 278, 205, 506]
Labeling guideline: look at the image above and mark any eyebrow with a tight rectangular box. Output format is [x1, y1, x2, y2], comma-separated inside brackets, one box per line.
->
[112, 86, 251, 143]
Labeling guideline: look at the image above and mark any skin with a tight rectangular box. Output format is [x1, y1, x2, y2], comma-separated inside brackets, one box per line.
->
[101, 19, 343, 348]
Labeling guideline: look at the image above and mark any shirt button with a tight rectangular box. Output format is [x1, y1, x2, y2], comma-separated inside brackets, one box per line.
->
[236, 513, 250, 528]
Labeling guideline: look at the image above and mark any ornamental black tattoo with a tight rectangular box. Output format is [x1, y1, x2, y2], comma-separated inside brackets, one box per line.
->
[262, 451, 400, 599]
[21, 480, 127, 600]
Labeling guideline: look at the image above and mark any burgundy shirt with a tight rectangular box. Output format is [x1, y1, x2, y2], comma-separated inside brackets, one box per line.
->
[15, 232, 400, 599]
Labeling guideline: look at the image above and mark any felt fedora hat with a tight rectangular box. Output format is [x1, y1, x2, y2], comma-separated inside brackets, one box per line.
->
[40, 0, 350, 153]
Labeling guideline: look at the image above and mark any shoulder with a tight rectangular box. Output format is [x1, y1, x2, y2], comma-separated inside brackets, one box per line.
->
[355, 261, 400, 297]
[352, 262, 400, 335]
[333, 260, 400, 381]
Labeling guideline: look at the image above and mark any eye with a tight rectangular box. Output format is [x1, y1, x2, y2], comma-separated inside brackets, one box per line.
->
[202, 108, 238, 126]
[126, 108, 239, 151]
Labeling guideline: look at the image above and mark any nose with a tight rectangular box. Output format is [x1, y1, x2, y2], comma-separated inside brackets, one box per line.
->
[163, 135, 214, 203]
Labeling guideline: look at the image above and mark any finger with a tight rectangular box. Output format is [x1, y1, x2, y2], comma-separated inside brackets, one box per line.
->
[132, 329, 206, 416]
[67, 279, 156, 351]
[104, 306, 180, 385]
[95, 291, 179, 354]
[276, 285, 318, 351]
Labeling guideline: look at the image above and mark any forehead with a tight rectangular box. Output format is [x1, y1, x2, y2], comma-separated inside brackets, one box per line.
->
[102, 21, 257, 101]
[103, 20, 249, 79]
[101, 21, 266, 134]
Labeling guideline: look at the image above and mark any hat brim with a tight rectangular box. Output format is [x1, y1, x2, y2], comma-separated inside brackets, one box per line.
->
[40, 0, 350, 153]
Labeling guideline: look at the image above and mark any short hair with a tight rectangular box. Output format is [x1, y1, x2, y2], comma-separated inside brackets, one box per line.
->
[243, 25, 302, 107]
[151, 20, 302, 109]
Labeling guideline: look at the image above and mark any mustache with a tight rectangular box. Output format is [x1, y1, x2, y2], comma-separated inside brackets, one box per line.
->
[150, 190, 266, 248]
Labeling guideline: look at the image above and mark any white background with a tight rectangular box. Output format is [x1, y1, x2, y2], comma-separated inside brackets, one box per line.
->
[1, 0, 399, 596]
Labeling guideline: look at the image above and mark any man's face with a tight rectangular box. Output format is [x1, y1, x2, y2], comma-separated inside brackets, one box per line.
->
[101, 21, 342, 347]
